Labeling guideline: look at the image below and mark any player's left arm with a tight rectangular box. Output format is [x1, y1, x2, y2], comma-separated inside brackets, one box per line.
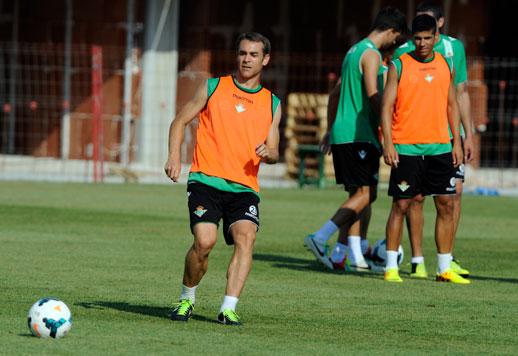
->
[454, 41, 474, 162]
[256, 104, 282, 164]
[362, 49, 382, 117]
[447, 80, 462, 167]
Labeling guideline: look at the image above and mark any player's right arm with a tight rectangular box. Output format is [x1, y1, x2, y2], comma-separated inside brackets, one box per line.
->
[381, 63, 399, 167]
[164, 80, 209, 182]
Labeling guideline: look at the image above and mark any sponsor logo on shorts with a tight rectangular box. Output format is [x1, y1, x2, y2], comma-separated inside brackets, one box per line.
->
[398, 180, 410, 192]
[450, 177, 456, 187]
[245, 205, 259, 222]
[358, 150, 367, 159]
[193, 205, 207, 218]
[248, 205, 257, 215]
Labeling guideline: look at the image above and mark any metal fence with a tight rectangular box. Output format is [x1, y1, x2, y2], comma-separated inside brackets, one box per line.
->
[0, 43, 517, 189]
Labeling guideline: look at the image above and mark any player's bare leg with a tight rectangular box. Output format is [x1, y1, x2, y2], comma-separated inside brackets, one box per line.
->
[384, 198, 411, 282]
[225, 220, 257, 297]
[183, 223, 218, 287]
[172, 223, 218, 322]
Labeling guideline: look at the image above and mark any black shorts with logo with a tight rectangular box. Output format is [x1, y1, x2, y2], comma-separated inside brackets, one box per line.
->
[187, 182, 260, 245]
[388, 153, 457, 198]
[331, 142, 380, 190]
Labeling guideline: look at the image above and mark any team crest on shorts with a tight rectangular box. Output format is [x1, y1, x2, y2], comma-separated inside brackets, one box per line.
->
[194, 205, 207, 218]
[398, 180, 410, 192]
[358, 150, 367, 159]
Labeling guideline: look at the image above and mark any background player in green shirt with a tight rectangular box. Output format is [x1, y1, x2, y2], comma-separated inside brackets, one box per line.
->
[304, 7, 407, 271]
[392, 1, 474, 279]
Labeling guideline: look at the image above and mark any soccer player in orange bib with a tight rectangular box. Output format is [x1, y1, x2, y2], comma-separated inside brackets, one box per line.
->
[164, 32, 282, 325]
[381, 15, 469, 284]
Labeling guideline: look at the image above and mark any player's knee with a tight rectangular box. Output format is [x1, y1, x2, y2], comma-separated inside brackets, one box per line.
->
[233, 229, 256, 250]
[436, 198, 454, 216]
[193, 236, 217, 254]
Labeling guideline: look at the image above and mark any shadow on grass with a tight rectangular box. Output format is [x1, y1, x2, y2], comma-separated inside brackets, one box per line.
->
[18, 333, 34, 338]
[253, 253, 382, 279]
[468, 275, 518, 284]
[76, 301, 217, 324]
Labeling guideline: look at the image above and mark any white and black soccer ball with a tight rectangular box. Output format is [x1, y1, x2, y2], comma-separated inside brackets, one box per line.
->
[27, 298, 72, 339]
[370, 239, 404, 267]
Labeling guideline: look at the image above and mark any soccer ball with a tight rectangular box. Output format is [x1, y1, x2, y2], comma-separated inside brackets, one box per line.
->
[27, 298, 72, 339]
[370, 239, 404, 267]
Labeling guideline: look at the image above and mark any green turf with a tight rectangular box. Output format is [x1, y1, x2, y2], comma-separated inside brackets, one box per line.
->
[1, 181, 517, 354]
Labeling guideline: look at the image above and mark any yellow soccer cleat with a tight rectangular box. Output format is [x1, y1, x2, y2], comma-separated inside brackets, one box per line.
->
[450, 258, 470, 278]
[410, 262, 428, 279]
[436, 269, 471, 284]
[384, 268, 403, 283]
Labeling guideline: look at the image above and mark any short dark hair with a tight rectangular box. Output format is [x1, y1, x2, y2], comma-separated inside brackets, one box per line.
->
[412, 14, 437, 34]
[416, 1, 443, 21]
[235, 32, 271, 55]
[371, 6, 408, 35]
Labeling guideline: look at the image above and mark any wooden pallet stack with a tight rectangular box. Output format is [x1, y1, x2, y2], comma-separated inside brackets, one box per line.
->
[284, 93, 334, 185]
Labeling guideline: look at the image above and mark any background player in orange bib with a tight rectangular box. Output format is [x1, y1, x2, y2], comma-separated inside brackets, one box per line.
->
[381, 14, 468, 284]
[164, 32, 282, 325]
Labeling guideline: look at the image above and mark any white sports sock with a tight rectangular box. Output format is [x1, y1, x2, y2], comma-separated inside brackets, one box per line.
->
[386, 250, 399, 269]
[347, 235, 363, 262]
[179, 284, 197, 303]
[313, 220, 339, 245]
[360, 239, 369, 255]
[331, 242, 347, 263]
[411, 256, 424, 264]
[220, 295, 239, 312]
[437, 253, 452, 274]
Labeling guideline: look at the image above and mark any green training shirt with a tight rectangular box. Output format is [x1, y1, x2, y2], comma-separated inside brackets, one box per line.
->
[330, 38, 384, 149]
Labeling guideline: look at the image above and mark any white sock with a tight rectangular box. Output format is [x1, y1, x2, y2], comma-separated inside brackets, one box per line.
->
[411, 256, 424, 264]
[347, 235, 363, 262]
[386, 250, 399, 269]
[220, 295, 239, 312]
[313, 220, 339, 245]
[330, 242, 347, 263]
[437, 253, 452, 274]
[179, 284, 197, 303]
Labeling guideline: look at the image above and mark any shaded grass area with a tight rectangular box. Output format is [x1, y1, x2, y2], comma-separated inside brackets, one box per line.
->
[1, 181, 517, 354]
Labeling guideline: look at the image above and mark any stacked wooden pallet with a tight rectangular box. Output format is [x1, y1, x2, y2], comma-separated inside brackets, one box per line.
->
[284, 93, 334, 183]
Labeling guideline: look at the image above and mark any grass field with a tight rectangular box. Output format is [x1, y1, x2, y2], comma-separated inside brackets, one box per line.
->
[1, 181, 517, 355]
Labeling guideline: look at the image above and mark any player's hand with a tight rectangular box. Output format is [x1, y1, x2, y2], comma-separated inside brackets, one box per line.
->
[383, 144, 399, 168]
[452, 141, 463, 167]
[164, 155, 181, 182]
[463, 135, 474, 163]
[256, 143, 271, 162]
[319, 132, 331, 155]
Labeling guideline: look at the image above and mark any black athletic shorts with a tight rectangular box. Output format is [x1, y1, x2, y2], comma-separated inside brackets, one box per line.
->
[187, 182, 260, 245]
[388, 153, 457, 198]
[331, 142, 380, 190]
[451, 138, 465, 181]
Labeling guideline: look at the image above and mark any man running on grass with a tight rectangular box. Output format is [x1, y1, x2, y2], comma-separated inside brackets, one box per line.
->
[165, 32, 282, 325]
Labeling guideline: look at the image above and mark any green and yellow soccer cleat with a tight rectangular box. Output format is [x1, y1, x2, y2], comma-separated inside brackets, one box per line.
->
[450, 258, 470, 278]
[436, 269, 471, 284]
[170, 299, 194, 321]
[384, 267, 403, 283]
[217, 309, 242, 326]
[410, 262, 428, 279]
